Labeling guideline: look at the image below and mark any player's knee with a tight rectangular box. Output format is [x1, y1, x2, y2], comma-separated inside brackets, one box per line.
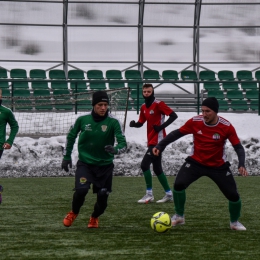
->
[174, 182, 186, 191]
[141, 163, 149, 172]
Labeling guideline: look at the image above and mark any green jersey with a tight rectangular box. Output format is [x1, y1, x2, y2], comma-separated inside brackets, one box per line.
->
[63, 112, 127, 166]
[0, 105, 19, 150]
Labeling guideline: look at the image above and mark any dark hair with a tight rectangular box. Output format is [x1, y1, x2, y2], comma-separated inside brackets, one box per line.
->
[142, 84, 153, 89]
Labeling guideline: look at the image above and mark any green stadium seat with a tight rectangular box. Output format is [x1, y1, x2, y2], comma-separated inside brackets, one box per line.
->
[226, 90, 244, 100]
[199, 70, 216, 81]
[0, 68, 8, 78]
[10, 68, 29, 89]
[250, 100, 259, 111]
[89, 82, 106, 90]
[125, 70, 142, 91]
[33, 89, 51, 97]
[77, 99, 92, 111]
[162, 70, 179, 80]
[35, 99, 53, 110]
[49, 69, 66, 79]
[53, 89, 70, 97]
[218, 100, 229, 111]
[245, 90, 259, 100]
[143, 70, 160, 80]
[30, 69, 46, 79]
[207, 90, 225, 100]
[68, 69, 86, 90]
[106, 70, 124, 89]
[53, 89, 72, 111]
[237, 70, 253, 81]
[15, 100, 33, 110]
[241, 81, 258, 91]
[255, 71, 260, 80]
[203, 82, 221, 91]
[87, 70, 104, 79]
[181, 70, 198, 80]
[130, 89, 143, 100]
[31, 81, 49, 90]
[13, 89, 31, 97]
[218, 70, 235, 80]
[230, 100, 248, 111]
[222, 82, 239, 91]
[1, 88, 10, 96]
[51, 81, 68, 90]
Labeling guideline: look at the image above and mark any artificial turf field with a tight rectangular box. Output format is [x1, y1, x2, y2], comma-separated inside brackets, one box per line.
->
[0, 176, 259, 260]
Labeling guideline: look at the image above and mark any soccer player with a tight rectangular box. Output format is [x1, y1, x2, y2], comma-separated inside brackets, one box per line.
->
[0, 88, 19, 204]
[129, 84, 178, 203]
[153, 97, 248, 231]
[62, 90, 127, 228]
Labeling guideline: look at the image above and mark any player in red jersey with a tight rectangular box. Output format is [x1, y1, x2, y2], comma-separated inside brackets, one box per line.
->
[129, 84, 178, 203]
[153, 97, 248, 230]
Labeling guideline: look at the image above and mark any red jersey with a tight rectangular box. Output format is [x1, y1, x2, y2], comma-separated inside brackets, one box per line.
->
[138, 99, 173, 146]
[179, 115, 240, 167]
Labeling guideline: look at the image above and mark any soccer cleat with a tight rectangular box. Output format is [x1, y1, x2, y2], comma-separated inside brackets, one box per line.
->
[137, 194, 154, 204]
[88, 217, 99, 228]
[63, 211, 78, 227]
[156, 194, 173, 203]
[0, 185, 3, 204]
[171, 214, 185, 226]
[230, 221, 246, 231]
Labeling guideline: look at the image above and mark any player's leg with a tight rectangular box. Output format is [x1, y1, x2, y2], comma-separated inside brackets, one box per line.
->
[0, 150, 3, 204]
[88, 163, 114, 228]
[151, 148, 173, 203]
[63, 161, 90, 227]
[138, 148, 154, 203]
[208, 168, 246, 230]
[172, 160, 202, 226]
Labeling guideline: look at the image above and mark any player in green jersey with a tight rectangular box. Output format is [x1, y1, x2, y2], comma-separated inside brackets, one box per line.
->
[62, 90, 127, 228]
[0, 88, 19, 204]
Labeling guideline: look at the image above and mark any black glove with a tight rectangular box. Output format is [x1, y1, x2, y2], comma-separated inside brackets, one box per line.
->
[61, 159, 72, 172]
[153, 125, 162, 133]
[104, 145, 118, 154]
[129, 120, 136, 127]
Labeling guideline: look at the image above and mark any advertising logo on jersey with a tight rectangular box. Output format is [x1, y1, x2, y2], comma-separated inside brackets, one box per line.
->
[149, 110, 154, 114]
[85, 124, 92, 131]
[213, 133, 220, 140]
[101, 125, 108, 132]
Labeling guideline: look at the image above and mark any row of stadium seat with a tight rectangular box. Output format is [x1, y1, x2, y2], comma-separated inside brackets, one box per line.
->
[1, 68, 260, 91]
[217, 100, 258, 112]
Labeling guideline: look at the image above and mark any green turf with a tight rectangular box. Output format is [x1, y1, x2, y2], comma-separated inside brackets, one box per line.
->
[0, 176, 259, 260]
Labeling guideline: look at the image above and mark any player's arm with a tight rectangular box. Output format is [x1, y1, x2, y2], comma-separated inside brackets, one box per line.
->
[233, 143, 248, 177]
[153, 111, 178, 132]
[129, 106, 145, 128]
[5, 110, 19, 149]
[153, 129, 185, 156]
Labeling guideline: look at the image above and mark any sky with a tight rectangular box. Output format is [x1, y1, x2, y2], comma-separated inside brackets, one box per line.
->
[1, 111, 260, 177]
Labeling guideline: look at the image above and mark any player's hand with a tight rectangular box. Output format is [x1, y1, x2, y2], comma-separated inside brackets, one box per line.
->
[3, 143, 11, 149]
[129, 120, 136, 127]
[104, 145, 118, 154]
[153, 125, 162, 133]
[152, 147, 160, 156]
[61, 159, 72, 172]
[238, 166, 248, 177]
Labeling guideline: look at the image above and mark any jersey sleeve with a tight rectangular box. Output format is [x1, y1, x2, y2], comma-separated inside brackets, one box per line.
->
[6, 110, 19, 145]
[158, 101, 173, 116]
[63, 117, 81, 160]
[138, 105, 147, 124]
[179, 118, 194, 135]
[227, 124, 240, 146]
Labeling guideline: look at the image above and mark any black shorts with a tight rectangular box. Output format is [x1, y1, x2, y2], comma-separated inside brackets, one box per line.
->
[0, 150, 3, 159]
[75, 160, 114, 193]
[174, 157, 240, 202]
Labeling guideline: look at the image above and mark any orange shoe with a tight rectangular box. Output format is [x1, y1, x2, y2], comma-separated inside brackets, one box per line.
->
[88, 217, 99, 228]
[63, 211, 78, 227]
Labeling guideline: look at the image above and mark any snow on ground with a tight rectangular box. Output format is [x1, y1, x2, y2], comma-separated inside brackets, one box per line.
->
[1, 111, 260, 177]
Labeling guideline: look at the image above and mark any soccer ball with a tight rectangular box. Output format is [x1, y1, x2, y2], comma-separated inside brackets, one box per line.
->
[150, 212, 172, 233]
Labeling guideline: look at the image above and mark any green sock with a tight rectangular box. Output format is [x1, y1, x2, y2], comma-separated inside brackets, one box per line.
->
[157, 173, 171, 192]
[143, 170, 152, 190]
[174, 189, 186, 216]
[229, 199, 241, 222]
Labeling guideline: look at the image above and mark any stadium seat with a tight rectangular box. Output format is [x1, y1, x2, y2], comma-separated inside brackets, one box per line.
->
[49, 69, 66, 79]
[35, 99, 53, 110]
[53, 89, 73, 111]
[87, 70, 104, 79]
[218, 70, 235, 80]
[226, 90, 244, 100]
[199, 70, 216, 81]
[162, 70, 179, 80]
[106, 70, 124, 89]
[15, 100, 33, 110]
[10, 68, 29, 89]
[76, 99, 92, 111]
[250, 100, 259, 111]
[89, 82, 106, 90]
[207, 90, 225, 100]
[30, 69, 46, 79]
[31, 81, 49, 90]
[51, 81, 68, 90]
[181, 70, 198, 80]
[0, 68, 9, 89]
[237, 70, 253, 81]
[230, 100, 248, 111]
[125, 70, 142, 90]
[255, 70, 260, 80]
[203, 82, 221, 91]
[13, 89, 31, 97]
[240, 81, 258, 91]
[222, 82, 239, 91]
[218, 100, 229, 111]
[245, 90, 259, 100]
[68, 69, 86, 90]
[1, 88, 10, 96]
[143, 70, 160, 80]
[33, 89, 51, 97]
[130, 88, 143, 100]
